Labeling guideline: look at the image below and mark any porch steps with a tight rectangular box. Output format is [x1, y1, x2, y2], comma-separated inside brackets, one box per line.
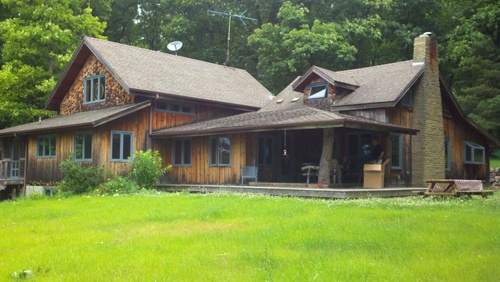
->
[156, 184, 427, 199]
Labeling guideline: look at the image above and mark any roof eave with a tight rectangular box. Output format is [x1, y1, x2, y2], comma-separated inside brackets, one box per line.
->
[130, 89, 262, 111]
[45, 40, 89, 111]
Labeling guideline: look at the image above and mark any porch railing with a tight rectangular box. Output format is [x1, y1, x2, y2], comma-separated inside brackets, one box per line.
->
[0, 159, 25, 180]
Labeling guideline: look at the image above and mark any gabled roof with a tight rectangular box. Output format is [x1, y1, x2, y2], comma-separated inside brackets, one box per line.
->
[0, 101, 150, 137]
[290, 60, 425, 111]
[46, 37, 272, 111]
[151, 107, 418, 138]
[293, 66, 359, 91]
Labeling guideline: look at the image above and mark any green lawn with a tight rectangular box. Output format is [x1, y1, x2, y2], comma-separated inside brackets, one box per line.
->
[491, 157, 500, 168]
[1, 192, 498, 281]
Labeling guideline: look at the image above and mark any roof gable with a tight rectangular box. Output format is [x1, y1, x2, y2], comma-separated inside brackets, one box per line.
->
[46, 37, 272, 111]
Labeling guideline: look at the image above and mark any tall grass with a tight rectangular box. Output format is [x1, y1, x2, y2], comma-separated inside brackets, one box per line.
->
[0, 192, 498, 281]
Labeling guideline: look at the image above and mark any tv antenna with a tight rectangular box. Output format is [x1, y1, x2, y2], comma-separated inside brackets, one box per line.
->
[208, 9, 257, 65]
[167, 41, 183, 55]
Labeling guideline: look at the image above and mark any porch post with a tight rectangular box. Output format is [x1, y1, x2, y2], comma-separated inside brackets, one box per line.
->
[318, 128, 334, 185]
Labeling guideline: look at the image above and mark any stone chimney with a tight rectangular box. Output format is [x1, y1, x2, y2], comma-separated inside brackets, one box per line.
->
[411, 33, 445, 186]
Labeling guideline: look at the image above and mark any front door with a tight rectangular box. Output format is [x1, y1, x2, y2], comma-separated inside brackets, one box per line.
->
[11, 139, 25, 179]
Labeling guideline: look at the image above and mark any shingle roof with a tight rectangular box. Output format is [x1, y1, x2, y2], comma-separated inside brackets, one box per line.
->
[259, 77, 303, 112]
[287, 60, 425, 111]
[46, 37, 272, 110]
[332, 60, 425, 108]
[0, 102, 150, 137]
[151, 107, 418, 137]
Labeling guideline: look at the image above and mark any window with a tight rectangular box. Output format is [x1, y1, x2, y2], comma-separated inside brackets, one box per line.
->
[390, 133, 403, 169]
[209, 136, 231, 166]
[84, 74, 106, 103]
[445, 139, 451, 171]
[111, 131, 133, 162]
[464, 141, 484, 164]
[308, 83, 328, 99]
[156, 101, 194, 115]
[37, 135, 56, 158]
[258, 136, 274, 165]
[173, 139, 192, 166]
[74, 132, 92, 161]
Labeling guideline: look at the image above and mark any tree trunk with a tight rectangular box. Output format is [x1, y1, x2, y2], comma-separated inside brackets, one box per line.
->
[318, 128, 334, 185]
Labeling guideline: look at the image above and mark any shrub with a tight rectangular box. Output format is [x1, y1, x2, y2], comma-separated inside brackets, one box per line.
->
[96, 176, 138, 195]
[128, 149, 170, 189]
[59, 155, 105, 194]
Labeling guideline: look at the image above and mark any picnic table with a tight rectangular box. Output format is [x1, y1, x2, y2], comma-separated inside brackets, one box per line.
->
[425, 179, 493, 198]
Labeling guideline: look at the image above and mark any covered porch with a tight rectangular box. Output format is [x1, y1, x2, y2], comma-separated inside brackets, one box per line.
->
[0, 138, 26, 199]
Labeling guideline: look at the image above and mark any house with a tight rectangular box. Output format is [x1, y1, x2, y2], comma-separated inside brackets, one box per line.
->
[150, 33, 499, 187]
[0, 36, 272, 197]
[0, 34, 498, 198]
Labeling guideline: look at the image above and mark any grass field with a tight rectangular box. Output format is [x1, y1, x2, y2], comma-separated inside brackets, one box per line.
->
[1, 191, 498, 281]
[491, 157, 500, 168]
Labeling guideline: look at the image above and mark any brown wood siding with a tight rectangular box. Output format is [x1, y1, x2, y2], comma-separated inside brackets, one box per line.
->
[386, 107, 413, 185]
[444, 116, 488, 180]
[153, 133, 251, 184]
[60, 54, 133, 115]
[152, 102, 244, 131]
[25, 108, 150, 183]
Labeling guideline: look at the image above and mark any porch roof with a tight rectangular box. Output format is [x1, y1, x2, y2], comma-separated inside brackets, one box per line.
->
[0, 101, 150, 137]
[151, 107, 419, 138]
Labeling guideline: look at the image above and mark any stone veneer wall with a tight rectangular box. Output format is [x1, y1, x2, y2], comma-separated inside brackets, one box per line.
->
[411, 34, 445, 186]
[60, 54, 133, 115]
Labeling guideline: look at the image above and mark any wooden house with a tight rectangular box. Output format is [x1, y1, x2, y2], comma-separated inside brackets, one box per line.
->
[1, 34, 498, 198]
[0, 37, 272, 197]
[151, 34, 499, 187]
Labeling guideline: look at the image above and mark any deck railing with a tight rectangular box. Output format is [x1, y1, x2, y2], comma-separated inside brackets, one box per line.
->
[0, 159, 25, 180]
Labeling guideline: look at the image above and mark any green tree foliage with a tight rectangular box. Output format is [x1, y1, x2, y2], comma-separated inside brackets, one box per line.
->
[0, 0, 106, 129]
[249, 2, 357, 93]
[443, 0, 500, 138]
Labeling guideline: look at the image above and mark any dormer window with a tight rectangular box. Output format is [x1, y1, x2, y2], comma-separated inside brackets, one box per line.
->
[308, 83, 328, 99]
[84, 74, 106, 103]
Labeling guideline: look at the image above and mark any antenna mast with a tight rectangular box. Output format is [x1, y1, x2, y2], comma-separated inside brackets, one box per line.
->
[207, 9, 256, 65]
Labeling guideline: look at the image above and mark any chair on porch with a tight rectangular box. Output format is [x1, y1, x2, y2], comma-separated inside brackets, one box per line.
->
[241, 166, 258, 185]
[330, 159, 342, 187]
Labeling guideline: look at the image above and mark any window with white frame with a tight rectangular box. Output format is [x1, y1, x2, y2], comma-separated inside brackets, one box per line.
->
[74, 132, 92, 161]
[390, 133, 403, 169]
[156, 101, 194, 115]
[209, 136, 231, 166]
[84, 74, 106, 103]
[445, 139, 451, 171]
[464, 141, 484, 164]
[308, 83, 328, 99]
[173, 138, 192, 166]
[37, 135, 56, 158]
[111, 131, 133, 162]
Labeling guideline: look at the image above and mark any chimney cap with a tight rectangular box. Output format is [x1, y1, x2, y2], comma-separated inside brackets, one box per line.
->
[421, 32, 433, 37]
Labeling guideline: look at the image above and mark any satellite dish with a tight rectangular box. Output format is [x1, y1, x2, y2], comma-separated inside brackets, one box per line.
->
[167, 41, 183, 55]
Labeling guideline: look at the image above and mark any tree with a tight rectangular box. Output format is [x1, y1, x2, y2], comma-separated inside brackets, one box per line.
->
[248, 2, 357, 93]
[0, 0, 106, 129]
[443, 0, 500, 138]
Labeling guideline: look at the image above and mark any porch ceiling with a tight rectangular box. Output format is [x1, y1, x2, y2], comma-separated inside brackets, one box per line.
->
[151, 107, 419, 138]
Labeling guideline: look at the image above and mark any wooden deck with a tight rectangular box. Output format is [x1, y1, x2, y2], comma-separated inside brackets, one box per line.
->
[156, 183, 427, 199]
